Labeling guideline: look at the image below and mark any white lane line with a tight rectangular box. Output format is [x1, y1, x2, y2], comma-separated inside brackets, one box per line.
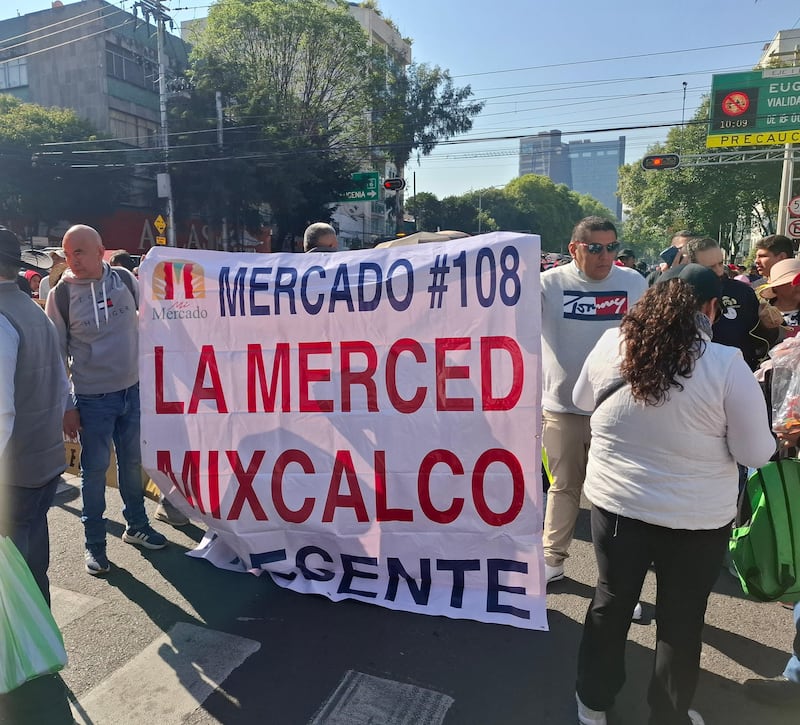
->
[50, 585, 104, 630]
[71, 622, 260, 725]
[309, 670, 454, 725]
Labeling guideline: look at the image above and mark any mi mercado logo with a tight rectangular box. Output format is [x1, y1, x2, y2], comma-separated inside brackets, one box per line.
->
[151, 260, 208, 320]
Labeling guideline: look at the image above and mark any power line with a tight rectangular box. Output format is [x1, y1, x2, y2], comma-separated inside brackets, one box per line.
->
[0, 6, 125, 54]
[0, 4, 113, 49]
[452, 39, 774, 79]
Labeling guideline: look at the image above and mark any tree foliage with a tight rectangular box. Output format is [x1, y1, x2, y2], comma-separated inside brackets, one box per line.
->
[618, 97, 781, 261]
[181, 0, 376, 240]
[406, 175, 614, 250]
[372, 62, 484, 172]
[0, 95, 124, 228]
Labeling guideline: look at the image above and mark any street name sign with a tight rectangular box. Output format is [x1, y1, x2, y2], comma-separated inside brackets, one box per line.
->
[333, 171, 379, 203]
[707, 67, 800, 148]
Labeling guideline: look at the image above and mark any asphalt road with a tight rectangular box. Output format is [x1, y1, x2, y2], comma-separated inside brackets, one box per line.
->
[6, 478, 797, 725]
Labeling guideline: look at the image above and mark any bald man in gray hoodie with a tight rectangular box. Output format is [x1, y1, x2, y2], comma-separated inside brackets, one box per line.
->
[45, 225, 167, 575]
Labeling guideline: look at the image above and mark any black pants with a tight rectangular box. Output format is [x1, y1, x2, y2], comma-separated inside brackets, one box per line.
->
[576, 506, 729, 725]
[0, 477, 59, 606]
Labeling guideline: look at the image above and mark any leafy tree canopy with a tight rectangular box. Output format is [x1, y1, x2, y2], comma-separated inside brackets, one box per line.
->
[407, 175, 614, 250]
[0, 95, 124, 227]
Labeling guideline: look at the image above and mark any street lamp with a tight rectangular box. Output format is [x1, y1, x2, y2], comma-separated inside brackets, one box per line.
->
[477, 184, 505, 234]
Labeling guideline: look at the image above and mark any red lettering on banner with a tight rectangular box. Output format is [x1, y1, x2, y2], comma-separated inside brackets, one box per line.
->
[418, 449, 465, 523]
[272, 449, 315, 523]
[154, 346, 184, 414]
[480, 336, 523, 411]
[472, 449, 524, 526]
[385, 338, 427, 413]
[299, 341, 333, 413]
[188, 345, 228, 414]
[322, 451, 369, 522]
[374, 450, 413, 522]
[153, 446, 527, 525]
[227, 450, 269, 521]
[247, 343, 291, 412]
[436, 338, 474, 411]
[340, 340, 379, 412]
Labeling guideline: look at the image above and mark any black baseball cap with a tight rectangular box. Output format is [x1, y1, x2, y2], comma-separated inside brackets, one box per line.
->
[657, 263, 721, 303]
[617, 247, 636, 259]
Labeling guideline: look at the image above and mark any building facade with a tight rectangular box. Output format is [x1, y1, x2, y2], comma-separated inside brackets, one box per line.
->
[0, 0, 188, 146]
[518, 130, 625, 219]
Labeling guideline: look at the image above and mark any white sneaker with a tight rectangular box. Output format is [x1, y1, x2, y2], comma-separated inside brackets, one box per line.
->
[576, 692, 607, 725]
[632, 602, 643, 621]
[688, 710, 704, 725]
[545, 562, 564, 583]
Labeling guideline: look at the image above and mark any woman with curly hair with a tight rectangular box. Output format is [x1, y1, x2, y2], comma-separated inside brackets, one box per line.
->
[571, 264, 775, 725]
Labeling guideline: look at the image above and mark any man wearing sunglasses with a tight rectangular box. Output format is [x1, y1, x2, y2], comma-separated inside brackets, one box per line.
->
[541, 217, 647, 584]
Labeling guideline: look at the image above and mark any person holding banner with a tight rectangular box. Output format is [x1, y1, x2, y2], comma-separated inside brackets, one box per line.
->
[540, 217, 647, 584]
[303, 222, 338, 252]
[45, 225, 167, 576]
[572, 264, 775, 725]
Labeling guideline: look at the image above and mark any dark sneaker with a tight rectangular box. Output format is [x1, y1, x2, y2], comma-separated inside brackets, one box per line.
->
[154, 499, 189, 526]
[85, 547, 111, 575]
[122, 525, 167, 550]
[745, 676, 800, 707]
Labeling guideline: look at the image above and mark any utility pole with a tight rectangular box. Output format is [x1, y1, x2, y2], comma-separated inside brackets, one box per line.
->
[135, 0, 177, 246]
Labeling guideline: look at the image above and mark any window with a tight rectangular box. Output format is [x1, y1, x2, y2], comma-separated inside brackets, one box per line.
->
[109, 109, 158, 147]
[0, 57, 28, 89]
[106, 43, 155, 90]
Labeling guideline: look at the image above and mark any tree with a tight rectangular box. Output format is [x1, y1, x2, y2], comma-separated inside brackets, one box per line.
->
[184, 0, 378, 241]
[619, 97, 781, 261]
[372, 62, 484, 173]
[0, 95, 125, 231]
[371, 61, 484, 231]
[407, 177, 613, 248]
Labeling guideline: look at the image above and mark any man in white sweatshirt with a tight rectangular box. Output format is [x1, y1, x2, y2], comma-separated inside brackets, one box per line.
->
[541, 217, 647, 583]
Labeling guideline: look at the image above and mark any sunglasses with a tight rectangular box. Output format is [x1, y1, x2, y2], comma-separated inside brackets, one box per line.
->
[578, 241, 621, 255]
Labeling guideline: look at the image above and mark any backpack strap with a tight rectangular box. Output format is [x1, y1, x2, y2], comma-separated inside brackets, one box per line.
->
[52, 267, 138, 329]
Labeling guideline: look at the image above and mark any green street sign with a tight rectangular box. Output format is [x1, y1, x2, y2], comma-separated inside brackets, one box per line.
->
[333, 171, 379, 203]
[707, 68, 800, 148]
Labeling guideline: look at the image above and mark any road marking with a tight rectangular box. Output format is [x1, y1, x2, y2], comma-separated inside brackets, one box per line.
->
[50, 586, 104, 629]
[70, 622, 259, 725]
[309, 670, 454, 725]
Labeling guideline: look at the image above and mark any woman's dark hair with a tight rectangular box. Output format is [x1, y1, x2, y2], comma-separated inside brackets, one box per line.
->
[620, 279, 705, 405]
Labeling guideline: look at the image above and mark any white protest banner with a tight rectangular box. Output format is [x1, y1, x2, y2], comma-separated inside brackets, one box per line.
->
[138, 232, 545, 630]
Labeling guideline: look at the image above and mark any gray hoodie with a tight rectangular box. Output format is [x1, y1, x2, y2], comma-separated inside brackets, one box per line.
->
[45, 262, 139, 396]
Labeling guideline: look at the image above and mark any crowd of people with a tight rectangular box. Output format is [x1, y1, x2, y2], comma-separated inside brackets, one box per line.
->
[541, 218, 800, 725]
[1, 217, 799, 723]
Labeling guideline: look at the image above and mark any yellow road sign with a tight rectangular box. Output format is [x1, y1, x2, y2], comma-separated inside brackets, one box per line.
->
[155, 235, 167, 246]
[154, 214, 166, 234]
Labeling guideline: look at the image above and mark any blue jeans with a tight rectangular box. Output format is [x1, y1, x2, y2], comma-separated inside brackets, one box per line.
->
[784, 602, 800, 684]
[0, 477, 59, 606]
[76, 383, 148, 548]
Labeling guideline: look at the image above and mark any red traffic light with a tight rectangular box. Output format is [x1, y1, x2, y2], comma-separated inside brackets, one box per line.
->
[383, 177, 406, 191]
[641, 154, 680, 170]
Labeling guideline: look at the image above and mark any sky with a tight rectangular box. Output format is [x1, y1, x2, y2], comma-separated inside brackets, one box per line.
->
[7, 0, 800, 199]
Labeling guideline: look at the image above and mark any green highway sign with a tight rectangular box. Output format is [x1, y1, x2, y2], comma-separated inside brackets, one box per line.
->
[333, 171, 379, 203]
[707, 68, 800, 148]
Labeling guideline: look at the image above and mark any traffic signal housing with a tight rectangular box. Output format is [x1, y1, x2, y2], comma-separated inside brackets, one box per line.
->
[641, 154, 680, 170]
[383, 177, 406, 191]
